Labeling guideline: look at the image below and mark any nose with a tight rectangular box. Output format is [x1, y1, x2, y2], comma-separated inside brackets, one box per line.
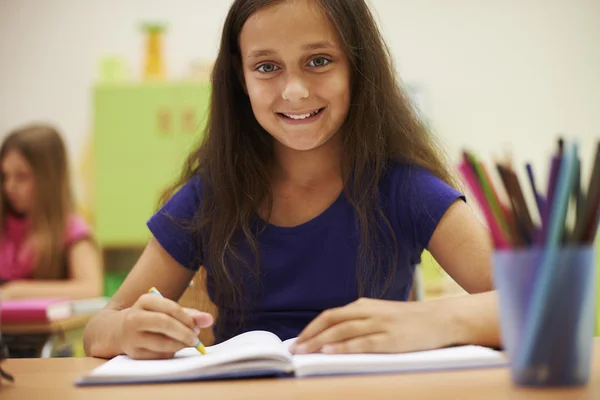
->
[282, 73, 309, 103]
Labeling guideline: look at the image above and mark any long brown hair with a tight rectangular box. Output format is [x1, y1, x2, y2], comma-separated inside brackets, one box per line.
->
[0, 124, 74, 279]
[164, 0, 457, 331]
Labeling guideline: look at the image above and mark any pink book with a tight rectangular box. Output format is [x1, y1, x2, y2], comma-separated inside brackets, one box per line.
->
[1, 297, 72, 323]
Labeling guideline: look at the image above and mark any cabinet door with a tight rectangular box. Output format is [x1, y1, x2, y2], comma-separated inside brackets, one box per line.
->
[94, 83, 211, 247]
[177, 82, 211, 140]
[93, 84, 169, 246]
[166, 82, 212, 182]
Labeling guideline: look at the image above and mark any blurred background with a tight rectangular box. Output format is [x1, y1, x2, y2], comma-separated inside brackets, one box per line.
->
[0, 0, 598, 300]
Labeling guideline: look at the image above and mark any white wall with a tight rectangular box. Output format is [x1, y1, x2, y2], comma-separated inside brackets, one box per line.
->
[0, 0, 598, 202]
[377, 0, 600, 186]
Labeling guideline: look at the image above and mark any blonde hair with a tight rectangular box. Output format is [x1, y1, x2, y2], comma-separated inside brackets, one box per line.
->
[0, 124, 74, 279]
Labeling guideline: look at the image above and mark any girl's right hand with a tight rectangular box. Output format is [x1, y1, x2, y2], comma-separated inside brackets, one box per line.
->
[119, 293, 214, 359]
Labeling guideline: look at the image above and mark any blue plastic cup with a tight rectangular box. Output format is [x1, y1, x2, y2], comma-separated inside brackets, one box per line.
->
[493, 245, 596, 387]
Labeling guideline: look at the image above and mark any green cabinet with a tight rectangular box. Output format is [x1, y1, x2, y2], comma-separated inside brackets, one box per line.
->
[93, 81, 211, 247]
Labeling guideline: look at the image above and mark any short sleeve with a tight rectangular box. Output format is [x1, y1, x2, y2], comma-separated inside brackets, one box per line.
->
[65, 215, 92, 246]
[146, 177, 203, 271]
[394, 165, 465, 250]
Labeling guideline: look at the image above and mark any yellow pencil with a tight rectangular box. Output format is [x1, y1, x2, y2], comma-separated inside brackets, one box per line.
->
[148, 287, 207, 355]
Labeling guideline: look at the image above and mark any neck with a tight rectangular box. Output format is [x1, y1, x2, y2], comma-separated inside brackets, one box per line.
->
[272, 133, 342, 188]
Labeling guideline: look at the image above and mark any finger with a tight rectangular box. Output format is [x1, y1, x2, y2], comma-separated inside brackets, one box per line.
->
[137, 331, 190, 354]
[183, 308, 214, 328]
[292, 319, 382, 354]
[134, 310, 199, 347]
[296, 301, 371, 344]
[320, 333, 388, 354]
[128, 346, 175, 360]
[137, 293, 196, 330]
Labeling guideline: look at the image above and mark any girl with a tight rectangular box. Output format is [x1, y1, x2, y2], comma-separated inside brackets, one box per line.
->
[0, 124, 103, 299]
[84, 0, 499, 360]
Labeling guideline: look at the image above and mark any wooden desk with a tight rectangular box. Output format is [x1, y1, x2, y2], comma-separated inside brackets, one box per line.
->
[1, 314, 94, 358]
[2, 338, 599, 400]
[1, 314, 94, 335]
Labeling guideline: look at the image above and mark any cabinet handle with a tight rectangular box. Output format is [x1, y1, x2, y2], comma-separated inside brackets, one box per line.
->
[157, 108, 172, 135]
[182, 107, 197, 135]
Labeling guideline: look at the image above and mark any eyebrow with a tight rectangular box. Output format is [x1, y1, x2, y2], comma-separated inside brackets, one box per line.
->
[247, 41, 337, 60]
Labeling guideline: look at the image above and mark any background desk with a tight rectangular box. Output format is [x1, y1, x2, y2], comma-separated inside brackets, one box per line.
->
[2, 338, 599, 400]
[1, 314, 94, 358]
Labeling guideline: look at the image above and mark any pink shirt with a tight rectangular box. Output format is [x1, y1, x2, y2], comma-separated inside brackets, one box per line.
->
[0, 214, 91, 281]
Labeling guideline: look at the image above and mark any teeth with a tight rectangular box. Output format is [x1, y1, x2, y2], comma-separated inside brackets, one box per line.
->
[283, 109, 320, 120]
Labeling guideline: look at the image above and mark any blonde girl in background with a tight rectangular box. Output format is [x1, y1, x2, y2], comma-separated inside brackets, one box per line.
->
[0, 124, 102, 300]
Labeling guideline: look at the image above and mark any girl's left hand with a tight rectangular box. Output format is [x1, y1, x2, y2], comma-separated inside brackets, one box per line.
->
[290, 298, 461, 355]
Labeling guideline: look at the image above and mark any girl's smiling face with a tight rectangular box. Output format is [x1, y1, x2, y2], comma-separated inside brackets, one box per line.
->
[239, 0, 351, 152]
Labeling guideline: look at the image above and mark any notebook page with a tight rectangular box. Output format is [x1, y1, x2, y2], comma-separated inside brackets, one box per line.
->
[292, 345, 507, 377]
[282, 337, 297, 352]
[88, 330, 290, 379]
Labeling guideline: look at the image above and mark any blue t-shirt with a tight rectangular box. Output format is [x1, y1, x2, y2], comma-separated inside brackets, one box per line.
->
[147, 164, 463, 343]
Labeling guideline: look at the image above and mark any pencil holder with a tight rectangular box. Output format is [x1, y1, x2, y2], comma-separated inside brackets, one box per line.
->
[493, 245, 596, 387]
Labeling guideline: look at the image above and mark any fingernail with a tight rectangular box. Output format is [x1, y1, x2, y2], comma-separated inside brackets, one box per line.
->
[321, 345, 334, 354]
[294, 344, 308, 354]
[193, 327, 201, 335]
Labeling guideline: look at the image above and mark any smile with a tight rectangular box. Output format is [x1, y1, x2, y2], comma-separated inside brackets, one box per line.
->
[278, 108, 325, 120]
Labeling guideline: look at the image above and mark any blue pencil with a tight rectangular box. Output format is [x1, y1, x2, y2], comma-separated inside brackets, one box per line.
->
[536, 151, 562, 244]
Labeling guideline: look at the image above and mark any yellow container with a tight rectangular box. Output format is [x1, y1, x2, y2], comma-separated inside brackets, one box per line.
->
[141, 23, 166, 80]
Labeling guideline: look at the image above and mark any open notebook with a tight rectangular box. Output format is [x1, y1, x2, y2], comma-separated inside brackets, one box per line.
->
[77, 330, 506, 386]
